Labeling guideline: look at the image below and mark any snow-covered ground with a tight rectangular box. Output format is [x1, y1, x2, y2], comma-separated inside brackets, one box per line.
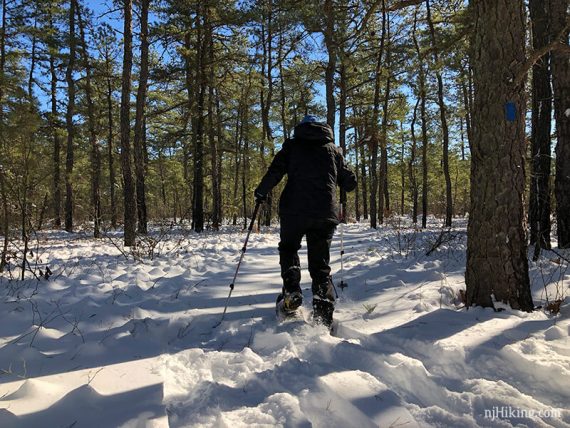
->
[0, 219, 569, 427]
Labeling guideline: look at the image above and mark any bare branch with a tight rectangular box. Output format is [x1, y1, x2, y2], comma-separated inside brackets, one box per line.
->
[515, 22, 570, 86]
[358, 0, 424, 36]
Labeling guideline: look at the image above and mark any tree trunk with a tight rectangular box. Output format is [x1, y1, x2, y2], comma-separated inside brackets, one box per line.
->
[47, 11, 62, 229]
[323, 0, 336, 128]
[354, 128, 361, 221]
[412, 10, 429, 229]
[158, 148, 167, 213]
[22, 29, 36, 276]
[465, 0, 533, 311]
[192, 7, 206, 233]
[278, 31, 289, 139]
[528, 0, 552, 255]
[426, 0, 452, 227]
[260, 1, 274, 227]
[400, 123, 405, 216]
[379, 14, 391, 224]
[106, 52, 117, 229]
[214, 89, 224, 227]
[133, 0, 150, 234]
[232, 88, 244, 226]
[550, 0, 570, 248]
[242, 120, 250, 230]
[339, 61, 348, 213]
[120, 0, 136, 246]
[64, 0, 77, 233]
[207, 27, 220, 230]
[183, 31, 194, 224]
[0, 0, 8, 271]
[412, 9, 429, 229]
[420, 77, 429, 228]
[260, 0, 273, 143]
[358, 123, 369, 220]
[370, 0, 386, 229]
[461, 74, 473, 154]
[409, 98, 420, 223]
[27, 19, 37, 102]
[77, 4, 102, 238]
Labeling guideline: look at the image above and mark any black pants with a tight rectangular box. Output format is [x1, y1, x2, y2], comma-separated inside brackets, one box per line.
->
[278, 216, 336, 302]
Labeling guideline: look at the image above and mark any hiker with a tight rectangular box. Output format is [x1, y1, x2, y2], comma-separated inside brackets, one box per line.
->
[254, 115, 357, 327]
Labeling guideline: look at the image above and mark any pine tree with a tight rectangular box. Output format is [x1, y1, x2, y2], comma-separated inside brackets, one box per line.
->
[528, 0, 552, 256]
[64, 0, 76, 232]
[120, 0, 136, 246]
[133, 0, 150, 235]
[465, 0, 533, 311]
[550, 0, 570, 249]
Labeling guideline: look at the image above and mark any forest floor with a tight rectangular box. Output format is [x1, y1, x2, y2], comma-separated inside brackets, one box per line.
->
[0, 218, 569, 427]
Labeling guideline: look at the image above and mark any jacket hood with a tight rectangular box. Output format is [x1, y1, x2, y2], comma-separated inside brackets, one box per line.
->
[293, 122, 334, 145]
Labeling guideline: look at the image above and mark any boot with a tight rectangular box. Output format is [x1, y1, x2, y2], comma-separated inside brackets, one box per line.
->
[277, 290, 303, 313]
[278, 266, 303, 314]
[312, 277, 335, 327]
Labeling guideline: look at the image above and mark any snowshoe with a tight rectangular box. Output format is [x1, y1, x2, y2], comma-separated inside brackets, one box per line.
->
[302, 309, 338, 334]
[276, 291, 303, 321]
[312, 296, 334, 329]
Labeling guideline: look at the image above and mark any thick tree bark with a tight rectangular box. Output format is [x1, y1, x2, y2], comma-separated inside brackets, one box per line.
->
[64, 0, 76, 233]
[120, 0, 137, 246]
[550, 0, 570, 248]
[133, 0, 149, 234]
[426, 0, 452, 227]
[77, 4, 101, 238]
[465, 0, 533, 311]
[528, 0, 552, 254]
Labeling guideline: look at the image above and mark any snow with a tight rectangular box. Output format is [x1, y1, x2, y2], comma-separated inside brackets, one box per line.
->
[1, 220, 569, 427]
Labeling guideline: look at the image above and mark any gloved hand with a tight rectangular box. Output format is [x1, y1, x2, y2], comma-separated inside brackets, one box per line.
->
[254, 190, 267, 204]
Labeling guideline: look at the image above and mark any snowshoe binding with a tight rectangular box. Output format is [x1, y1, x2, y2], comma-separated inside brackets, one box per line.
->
[276, 291, 303, 320]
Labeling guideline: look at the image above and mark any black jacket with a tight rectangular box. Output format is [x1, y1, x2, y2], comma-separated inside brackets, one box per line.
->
[255, 122, 357, 224]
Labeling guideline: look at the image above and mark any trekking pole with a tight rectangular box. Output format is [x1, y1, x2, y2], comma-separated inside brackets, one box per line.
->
[213, 201, 262, 328]
[339, 202, 347, 292]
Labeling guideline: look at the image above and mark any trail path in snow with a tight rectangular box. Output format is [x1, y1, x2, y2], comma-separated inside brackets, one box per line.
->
[0, 222, 569, 427]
